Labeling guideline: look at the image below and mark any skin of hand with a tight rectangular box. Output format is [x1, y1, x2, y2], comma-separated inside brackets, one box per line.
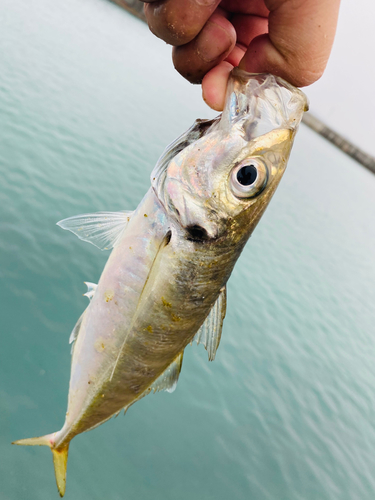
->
[142, 0, 341, 111]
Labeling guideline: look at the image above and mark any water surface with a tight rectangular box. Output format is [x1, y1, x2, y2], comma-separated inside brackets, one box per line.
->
[1, 1, 375, 499]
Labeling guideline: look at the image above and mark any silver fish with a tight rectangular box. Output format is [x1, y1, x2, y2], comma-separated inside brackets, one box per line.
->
[13, 69, 307, 496]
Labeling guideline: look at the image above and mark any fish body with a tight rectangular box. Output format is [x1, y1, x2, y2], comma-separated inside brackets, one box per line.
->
[13, 70, 307, 496]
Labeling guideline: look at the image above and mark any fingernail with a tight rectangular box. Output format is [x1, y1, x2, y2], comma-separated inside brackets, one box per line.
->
[196, 22, 232, 63]
[195, 0, 219, 5]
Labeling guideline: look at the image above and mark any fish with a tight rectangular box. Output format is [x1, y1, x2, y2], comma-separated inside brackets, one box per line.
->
[13, 69, 307, 496]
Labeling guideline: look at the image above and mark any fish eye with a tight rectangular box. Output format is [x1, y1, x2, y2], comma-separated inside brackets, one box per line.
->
[230, 158, 268, 198]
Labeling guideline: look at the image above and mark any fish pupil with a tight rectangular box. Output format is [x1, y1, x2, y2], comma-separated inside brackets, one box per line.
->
[237, 165, 257, 186]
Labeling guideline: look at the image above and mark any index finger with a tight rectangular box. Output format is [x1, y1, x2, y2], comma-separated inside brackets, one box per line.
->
[144, 0, 221, 46]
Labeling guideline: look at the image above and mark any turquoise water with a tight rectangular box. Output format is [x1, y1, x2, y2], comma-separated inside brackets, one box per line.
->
[1, 1, 375, 499]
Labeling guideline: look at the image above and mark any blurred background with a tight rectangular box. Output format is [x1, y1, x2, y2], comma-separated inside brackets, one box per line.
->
[0, 0, 374, 499]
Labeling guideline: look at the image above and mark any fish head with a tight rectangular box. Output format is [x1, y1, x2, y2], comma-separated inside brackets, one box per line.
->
[152, 69, 308, 243]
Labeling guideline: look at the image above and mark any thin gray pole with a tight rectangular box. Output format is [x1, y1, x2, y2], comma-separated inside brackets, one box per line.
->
[302, 113, 375, 174]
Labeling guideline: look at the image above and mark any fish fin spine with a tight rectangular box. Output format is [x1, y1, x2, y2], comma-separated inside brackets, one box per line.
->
[194, 285, 227, 361]
[12, 433, 69, 497]
[83, 281, 97, 300]
[148, 351, 184, 394]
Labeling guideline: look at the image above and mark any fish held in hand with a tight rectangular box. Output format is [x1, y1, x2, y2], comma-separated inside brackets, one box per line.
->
[13, 70, 307, 496]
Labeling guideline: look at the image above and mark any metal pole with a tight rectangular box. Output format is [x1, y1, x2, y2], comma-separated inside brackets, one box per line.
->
[302, 113, 375, 174]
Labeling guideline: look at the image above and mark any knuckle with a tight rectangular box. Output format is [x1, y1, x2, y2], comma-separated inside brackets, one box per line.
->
[146, 5, 198, 45]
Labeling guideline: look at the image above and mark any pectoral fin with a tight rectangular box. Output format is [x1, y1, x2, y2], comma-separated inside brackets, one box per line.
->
[148, 351, 184, 394]
[194, 286, 227, 361]
[57, 211, 133, 250]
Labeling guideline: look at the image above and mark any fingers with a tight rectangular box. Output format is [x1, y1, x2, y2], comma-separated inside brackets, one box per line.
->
[224, 13, 268, 67]
[201, 13, 269, 110]
[172, 10, 236, 84]
[220, 0, 269, 17]
[171, 10, 267, 85]
[239, 0, 341, 87]
[231, 14, 268, 48]
[202, 61, 233, 111]
[144, 0, 221, 46]
[144, 0, 341, 111]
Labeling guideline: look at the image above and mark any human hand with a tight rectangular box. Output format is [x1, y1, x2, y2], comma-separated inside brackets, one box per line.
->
[143, 0, 341, 111]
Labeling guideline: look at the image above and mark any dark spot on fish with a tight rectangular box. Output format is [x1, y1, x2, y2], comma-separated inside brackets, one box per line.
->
[144, 214, 148, 217]
[104, 290, 114, 302]
[186, 225, 209, 242]
[162, 297, 172, 308]
[165, 230, 172, 245]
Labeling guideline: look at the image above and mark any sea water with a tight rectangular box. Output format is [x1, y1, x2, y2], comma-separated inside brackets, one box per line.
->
[1, 1, 375, 499]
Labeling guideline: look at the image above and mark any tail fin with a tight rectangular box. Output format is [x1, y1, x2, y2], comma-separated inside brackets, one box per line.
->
[12, 434, 69, 497]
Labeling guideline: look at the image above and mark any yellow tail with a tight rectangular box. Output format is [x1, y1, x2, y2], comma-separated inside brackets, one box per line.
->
[12, 433, 69, 497]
